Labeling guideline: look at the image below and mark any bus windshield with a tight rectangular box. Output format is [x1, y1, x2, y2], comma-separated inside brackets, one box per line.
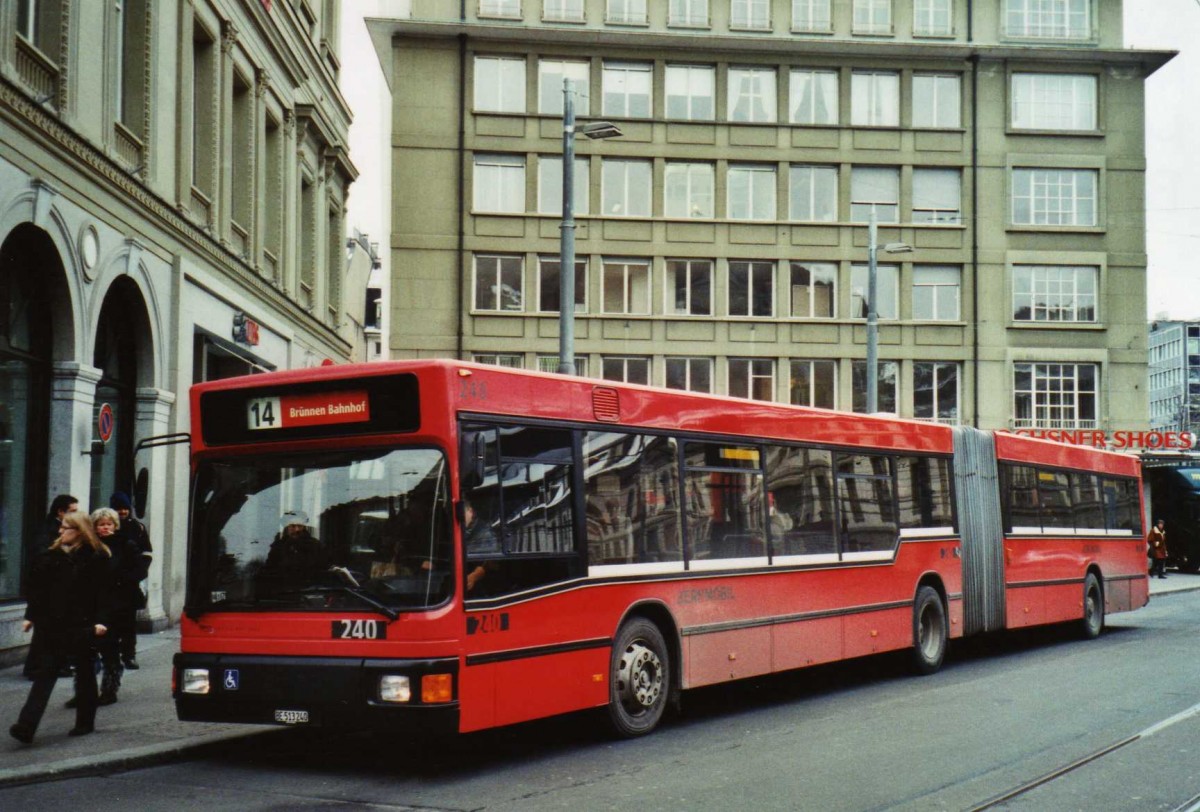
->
[189, 447, 453, 614]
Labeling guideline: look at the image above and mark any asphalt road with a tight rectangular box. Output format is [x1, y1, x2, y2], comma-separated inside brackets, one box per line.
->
[5, 590, 1200, 811]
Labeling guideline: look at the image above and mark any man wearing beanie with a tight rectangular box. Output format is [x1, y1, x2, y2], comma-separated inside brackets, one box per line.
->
[108, 493, 152, 670]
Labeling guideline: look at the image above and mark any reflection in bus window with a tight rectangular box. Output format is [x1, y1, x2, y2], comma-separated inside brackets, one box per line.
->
[836, 453, 897, 555]
[1005, 465, 1041, 531]
[764, 445, 835, 556]
[684, 443, 765, 561]
[584, 432, 681, 566]
[1071, 472, 1105, 530]
[1038, 469, 1073, 530]
[1102, 476, 1141, 534]
[896, 456, 954, 531]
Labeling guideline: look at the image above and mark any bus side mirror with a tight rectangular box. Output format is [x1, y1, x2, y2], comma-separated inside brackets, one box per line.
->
[134, 468, 149, 518]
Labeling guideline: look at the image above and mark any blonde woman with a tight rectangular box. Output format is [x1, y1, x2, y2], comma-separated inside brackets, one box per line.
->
[10, 511, 112, 744]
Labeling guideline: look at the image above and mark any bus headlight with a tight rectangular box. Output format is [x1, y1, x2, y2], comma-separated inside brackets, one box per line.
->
[182, 668, 210, 695]
[379, 675, 411, 703]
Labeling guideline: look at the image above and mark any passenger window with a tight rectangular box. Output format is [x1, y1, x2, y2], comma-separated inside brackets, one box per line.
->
[1004, 465, 1041, 532]
[1102, 476, 1140, 534]
[583, 432, 682, 567]
[1070, 473, 1105, 531]
[764, 445, 835, 556]
[684, 443, 766, 563]
[896, 456, 954, 531]
[1038, 469, 1073, 530]
[835, 453, 897, 555]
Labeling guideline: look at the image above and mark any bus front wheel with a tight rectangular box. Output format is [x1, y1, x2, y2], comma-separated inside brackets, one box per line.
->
[608, 617, 670, 737]
[911, 585, 947, 676]
[1081, 572, 1104, 639]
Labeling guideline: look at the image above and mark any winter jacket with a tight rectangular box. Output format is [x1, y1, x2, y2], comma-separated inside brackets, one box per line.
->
[23, 544, 113, 653]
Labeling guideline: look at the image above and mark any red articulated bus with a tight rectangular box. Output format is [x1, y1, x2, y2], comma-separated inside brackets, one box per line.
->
[174, 360, 1147, 736]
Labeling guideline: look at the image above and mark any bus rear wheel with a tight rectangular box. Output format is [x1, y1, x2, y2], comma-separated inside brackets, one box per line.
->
[1081, 572, 1104, 639]
[911, 585, 947, 676]
[608, 617, 670, 737]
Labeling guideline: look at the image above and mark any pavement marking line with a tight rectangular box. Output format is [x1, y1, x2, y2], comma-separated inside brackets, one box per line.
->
[965, 701, 1200, 812]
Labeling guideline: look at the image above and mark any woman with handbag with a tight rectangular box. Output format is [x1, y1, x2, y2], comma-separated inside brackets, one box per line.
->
[10, 511, 112, 743]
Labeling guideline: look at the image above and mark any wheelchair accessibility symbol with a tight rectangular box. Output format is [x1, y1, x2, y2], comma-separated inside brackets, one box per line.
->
[223, 669, 239, 691]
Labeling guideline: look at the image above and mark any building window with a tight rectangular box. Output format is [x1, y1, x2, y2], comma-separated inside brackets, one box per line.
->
[729, 260, 775, 317]
[603, 356, 651, 384]
[115, 0, 147, 131]
[913, 168, 961, 225]
[913, 266, 960, 321]
[538, 256, 588, 313]
[852, 361, 899, 413]
[1004, 0, 1090, 40]
[475, 354, 525, 368]
[731, 0, 770, 30]
[670, 0, 709, 26]
[789, 69, 838, 125]
[851, 71, 899, 126]
[665, 162, 715, 218]
[853, 0, 893, 34]
[475, 56, 526, 113]
[913, 0, 952, 35]
[792, 0, 832, 32]
[191, 22, 217, 200]
[790, 360, 837, 408]
[602, 159, 652, 217]
[602, 61, 652, 118]
[602, 259, 652, 314]
[539, 59, 590, 115]
[538, 354, 588, 375]
[1013, 362, 1098, 428]
[299, 176, 316, 308]
[666, 259, 713, 316]
[666, 357, 713, 392]
[788, 165, 838, 222]
[727, 164, 777, 221]
[1012, 73, 1097, 131]
[1011, 168, 1097, 227]
[16, 0, 37, 40]
[480, 0, 521, 18]
[538, 156, 589, 215]
[665, 64, 715, 120]
[473, 154, 525, 213]
[912, 74, 960, 128]
[729, 359, 776, 401]
[474, 255, 524, 312]
[914, 362, 959, 422]
[607, 0, 647, 24]
[790, 262, 836, 318]
[850, 166, 900, 223]
[263, 114, 284, 271]
[850, 264, 899, 319]
[544, 0, 585, 21]
[728, 67, 777, 123]
[1012, 265, 1097, 322]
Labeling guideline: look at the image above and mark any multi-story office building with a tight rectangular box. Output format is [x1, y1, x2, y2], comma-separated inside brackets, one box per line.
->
[369, 0, 1168, 432]
[1149, 320, 1200, 435]
[0, 0, 355, 659]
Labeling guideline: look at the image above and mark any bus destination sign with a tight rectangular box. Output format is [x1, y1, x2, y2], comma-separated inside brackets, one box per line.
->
[247, 390, 370, 431]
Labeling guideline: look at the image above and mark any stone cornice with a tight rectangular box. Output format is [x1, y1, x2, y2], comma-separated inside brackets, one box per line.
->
[0, 75, 351, 357]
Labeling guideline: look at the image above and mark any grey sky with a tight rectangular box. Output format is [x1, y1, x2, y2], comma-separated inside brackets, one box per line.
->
[1126, 1, 1200, 319]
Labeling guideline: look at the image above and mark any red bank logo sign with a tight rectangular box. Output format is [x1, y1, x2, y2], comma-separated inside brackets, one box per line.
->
[1011, 429, 1196, 450]
[246, 391, 370, 431]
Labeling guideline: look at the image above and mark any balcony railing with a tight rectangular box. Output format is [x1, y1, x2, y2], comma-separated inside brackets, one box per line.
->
[1010, 418, 1099, 431]
[15, 36, 59, 105]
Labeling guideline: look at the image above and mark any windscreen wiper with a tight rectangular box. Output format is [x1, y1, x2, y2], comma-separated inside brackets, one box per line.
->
[275, 585, 400, 621]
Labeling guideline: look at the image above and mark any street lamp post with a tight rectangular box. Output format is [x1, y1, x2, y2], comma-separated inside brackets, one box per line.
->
[558, 78, 621, 375]
[865, 209, 912, 413]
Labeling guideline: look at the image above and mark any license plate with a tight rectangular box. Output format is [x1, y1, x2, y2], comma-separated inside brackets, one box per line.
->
[273, 709, 309, 725]
[332, 619, 385, 640]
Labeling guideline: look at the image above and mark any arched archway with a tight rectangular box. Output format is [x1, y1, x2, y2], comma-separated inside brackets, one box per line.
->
[0, 224, 66, 600]
[89, 277, 152, 510]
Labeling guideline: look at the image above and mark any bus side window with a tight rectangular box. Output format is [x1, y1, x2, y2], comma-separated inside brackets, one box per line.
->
[764, 445, 834, 556]
[896, 456, 954, 532]
[835, 453, 898, 555]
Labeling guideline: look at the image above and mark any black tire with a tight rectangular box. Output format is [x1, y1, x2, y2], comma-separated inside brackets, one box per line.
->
[607, 617, 670, 737]
[1081, 572, 1104, 640]
[911, 585, 947, 676]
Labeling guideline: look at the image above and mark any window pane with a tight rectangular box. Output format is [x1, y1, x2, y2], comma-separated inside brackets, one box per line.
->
[851, 71, 899, 126]
[789, 165, 838, 222]
[1012, 73, 1097, 131]
[473, 154, 525, 213]
[897, 456, 954, 529]
[475, 56, 526, 113]
[538, 156, 589, 215]
[602, 61, 652, 118]
[538, 257, 587, 313]
[665, 64, 714, 120]
[912, 74, 960, 128]
[602, 159, 652, 216]
[539, 59, 590, 115]
[728, 165, 777, 221]
[474, 255, 523, 311]
[850, 166, 900, 223]
[837, 453, 897, 555]
[584, 432, 682, 566]
[666, 259, 713, 315]
[665, 162, 715, 218]
[852, 361, 898, 413]
[728, 67, 777, 123]
[850, 264, 898, 320]
[766, 445, 835, 555]
[789, 69, 838, 125]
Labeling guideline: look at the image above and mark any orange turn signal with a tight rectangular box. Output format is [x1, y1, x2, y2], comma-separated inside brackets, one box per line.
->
[421, 673, 453, 704]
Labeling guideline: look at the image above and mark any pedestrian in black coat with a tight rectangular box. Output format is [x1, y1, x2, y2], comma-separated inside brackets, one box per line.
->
[108, 492, 151, 669]
[23, 494, 78, 680]
[10, 511, 112, 744]
[92, 507, 137, 704]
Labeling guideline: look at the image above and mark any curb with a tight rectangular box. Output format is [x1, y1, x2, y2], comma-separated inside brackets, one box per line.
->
[0, 727, 273, 789]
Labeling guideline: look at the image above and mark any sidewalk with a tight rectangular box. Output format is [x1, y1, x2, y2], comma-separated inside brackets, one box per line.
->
[0, 625, 265, 788]
[2, 572, 1199, 788]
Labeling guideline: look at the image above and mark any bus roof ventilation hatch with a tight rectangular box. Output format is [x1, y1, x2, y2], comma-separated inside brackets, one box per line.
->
[592, 387, 621, 423]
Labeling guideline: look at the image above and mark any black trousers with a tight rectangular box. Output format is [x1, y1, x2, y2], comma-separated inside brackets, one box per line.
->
[16, 637, 98, 733]
[109, 605, 138, 661]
